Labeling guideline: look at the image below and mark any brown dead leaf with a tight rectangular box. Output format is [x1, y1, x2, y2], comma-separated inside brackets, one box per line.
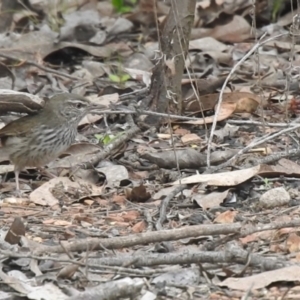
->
[173, 165, 261, 186]
[156, 133, 171, 139]
[239, 230, 276, 244]
[96, 199, 110, 207]
[277, 227, 298, 236]
[43, 219, 55, 225]
[30, 177, 100, 207]
[112, 195, 126, 206]
[53, 220, 72, 226]
[184, 93, 218, 112]
[177, 162, 300, 187]
[278, 158, 300, 173]
[132, 220, 147, 233]
[287, 233, 300, 253]
[81, 221, 92, 228]
[214, 210, 237, 223]
[83, 199, 94, 206]
[239, 233, 261, 244]
[193, 190, 230, 210]
[106, 215, 124, 222]
[181, 133, 202, 145]
[128, 185, 151, 202]
[219, 266, 300, 291]
[182, 102, 236, 125]
[211, 15, 252, 43]
[182, 76, 227, 99]
[258, 160, 300, 177]
[57, 261, 82, 279]
[122, 210, 140, 222]
[4, 217, 25, 245]
[189, 37, 228, 52]
[174, 128, 191, 135]
[184, 91, 260, 113]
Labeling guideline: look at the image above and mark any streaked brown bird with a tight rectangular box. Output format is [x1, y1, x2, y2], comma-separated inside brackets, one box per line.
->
[0, 93, 100, 192]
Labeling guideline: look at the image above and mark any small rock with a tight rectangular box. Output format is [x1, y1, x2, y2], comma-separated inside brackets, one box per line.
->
[259, 187, 290, 208]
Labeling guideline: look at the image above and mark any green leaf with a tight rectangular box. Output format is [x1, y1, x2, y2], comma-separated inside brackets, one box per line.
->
[112, 0, 123, 11]
[120, 74, 131, 82]
[119, 6, 132, 13]
[109, 74, 121, 82]
[111, 0, 132, 13]
[102, 135, 113, 144]
[109, 73, 130, 83]
[94, 134, 116, 144]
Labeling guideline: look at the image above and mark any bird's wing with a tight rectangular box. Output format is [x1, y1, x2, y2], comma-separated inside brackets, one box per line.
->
[0, 114, 40, 138]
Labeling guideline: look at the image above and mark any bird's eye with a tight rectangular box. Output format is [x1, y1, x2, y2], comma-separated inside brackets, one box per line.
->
[76, 103, 83, 109]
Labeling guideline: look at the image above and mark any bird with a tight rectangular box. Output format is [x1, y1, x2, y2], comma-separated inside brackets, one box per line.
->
[0, 93, 101, 192]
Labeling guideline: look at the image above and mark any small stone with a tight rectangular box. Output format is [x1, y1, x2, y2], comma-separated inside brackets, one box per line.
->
[259, 187, 290, 208]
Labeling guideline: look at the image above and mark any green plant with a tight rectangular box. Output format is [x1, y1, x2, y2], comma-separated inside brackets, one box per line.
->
[271, 0, 284, 21]
[95, 132, 124, 145]
[262, 177, 272, 189]
[111, 0, 137, 13]
[109, 73, 131, 83]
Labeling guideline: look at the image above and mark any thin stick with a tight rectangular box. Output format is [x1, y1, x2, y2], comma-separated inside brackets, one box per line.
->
[206, 32, 288, 168]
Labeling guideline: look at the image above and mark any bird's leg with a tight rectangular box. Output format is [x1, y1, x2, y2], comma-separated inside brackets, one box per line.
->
[14, 169, 20, 195]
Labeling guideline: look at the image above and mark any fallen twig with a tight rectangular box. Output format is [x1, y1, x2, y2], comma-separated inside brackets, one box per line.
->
[32, 219, 300, 256]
